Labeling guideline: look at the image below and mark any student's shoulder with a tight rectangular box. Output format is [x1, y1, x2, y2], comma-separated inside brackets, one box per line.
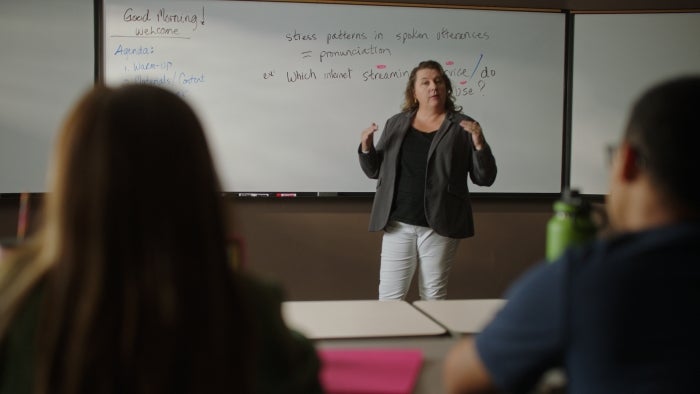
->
[235, 273, 323, 393]
[236, 273, 285, 311]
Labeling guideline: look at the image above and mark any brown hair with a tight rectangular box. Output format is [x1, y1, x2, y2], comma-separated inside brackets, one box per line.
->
[0, 84, 253, 393]
[401, 60, 462, 113]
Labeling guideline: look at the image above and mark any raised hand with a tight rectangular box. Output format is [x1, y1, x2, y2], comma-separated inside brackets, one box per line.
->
[460, 120, 485, 151]
[361, 122, 379, 152]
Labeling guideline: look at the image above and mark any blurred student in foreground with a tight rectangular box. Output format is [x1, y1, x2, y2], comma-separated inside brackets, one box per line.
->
[0, 84, 322, 394]
[443, 76, 700, 393]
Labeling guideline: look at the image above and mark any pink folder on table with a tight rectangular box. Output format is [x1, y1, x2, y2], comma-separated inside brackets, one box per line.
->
[318, 348, 423, 394]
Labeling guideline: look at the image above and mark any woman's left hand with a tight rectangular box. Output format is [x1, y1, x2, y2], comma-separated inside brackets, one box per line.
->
[460, 120, 486, 151]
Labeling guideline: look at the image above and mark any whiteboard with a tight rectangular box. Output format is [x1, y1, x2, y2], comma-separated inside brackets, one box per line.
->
[102, 0, 566, 194]
[0, 0, 94, 194]
[570, 13, 700, 195]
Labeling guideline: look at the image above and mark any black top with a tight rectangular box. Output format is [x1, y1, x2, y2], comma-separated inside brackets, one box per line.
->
[389, 127, 436, 227]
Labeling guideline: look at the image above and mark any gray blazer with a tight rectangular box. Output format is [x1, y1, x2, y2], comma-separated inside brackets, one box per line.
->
[358, 111, 497, 238]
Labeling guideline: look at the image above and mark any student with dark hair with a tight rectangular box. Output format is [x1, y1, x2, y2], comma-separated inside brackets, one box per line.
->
[0, 84, 322, 394]
[443, 76, 700, 393]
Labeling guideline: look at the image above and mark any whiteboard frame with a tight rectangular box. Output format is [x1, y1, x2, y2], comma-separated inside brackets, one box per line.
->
[94, 0, 567, 197]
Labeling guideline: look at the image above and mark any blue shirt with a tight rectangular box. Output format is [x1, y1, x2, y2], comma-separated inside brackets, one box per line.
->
[476, 221, 700, 393]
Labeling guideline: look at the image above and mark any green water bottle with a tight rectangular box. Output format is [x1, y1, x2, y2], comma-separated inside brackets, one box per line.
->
[546, 189, 597, 262]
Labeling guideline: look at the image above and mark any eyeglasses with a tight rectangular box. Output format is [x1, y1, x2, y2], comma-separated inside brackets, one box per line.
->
[605, 144, 619, 167]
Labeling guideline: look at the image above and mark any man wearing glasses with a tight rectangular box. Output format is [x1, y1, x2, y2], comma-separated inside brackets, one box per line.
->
[444, 76, 700, 394]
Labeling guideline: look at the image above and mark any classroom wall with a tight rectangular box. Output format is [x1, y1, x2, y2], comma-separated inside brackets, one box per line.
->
[0, 195, 552, 301]
[231, 197, 553, 301]
[0, 0, 694, 301]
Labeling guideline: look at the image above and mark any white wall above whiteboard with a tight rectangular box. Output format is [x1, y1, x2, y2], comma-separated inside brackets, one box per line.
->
[570, 12, 700, 196]
[102, 0, 565, 194]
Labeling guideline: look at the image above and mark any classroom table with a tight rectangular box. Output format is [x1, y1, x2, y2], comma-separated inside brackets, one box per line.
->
[413, 299, 507, 334]
[316, 335, 458, 394]
[282, 299, 565, 394]
[282, 300, 446, 339]
[282, 300, 451, 394]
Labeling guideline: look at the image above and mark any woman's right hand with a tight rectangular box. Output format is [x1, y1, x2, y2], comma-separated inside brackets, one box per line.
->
[361, 123, 378, 152]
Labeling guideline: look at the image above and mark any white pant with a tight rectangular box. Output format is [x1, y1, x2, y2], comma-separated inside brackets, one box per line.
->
[378, 221, 460, 300]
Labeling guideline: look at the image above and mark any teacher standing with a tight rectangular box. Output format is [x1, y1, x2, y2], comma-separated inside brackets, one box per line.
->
[358, 60, 497, 300]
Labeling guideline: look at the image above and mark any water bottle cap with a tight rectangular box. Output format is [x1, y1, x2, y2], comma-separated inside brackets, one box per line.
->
[561, 188, 581, 202]
[553, 200, 578, 213]
[553, 188, 589, 213]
